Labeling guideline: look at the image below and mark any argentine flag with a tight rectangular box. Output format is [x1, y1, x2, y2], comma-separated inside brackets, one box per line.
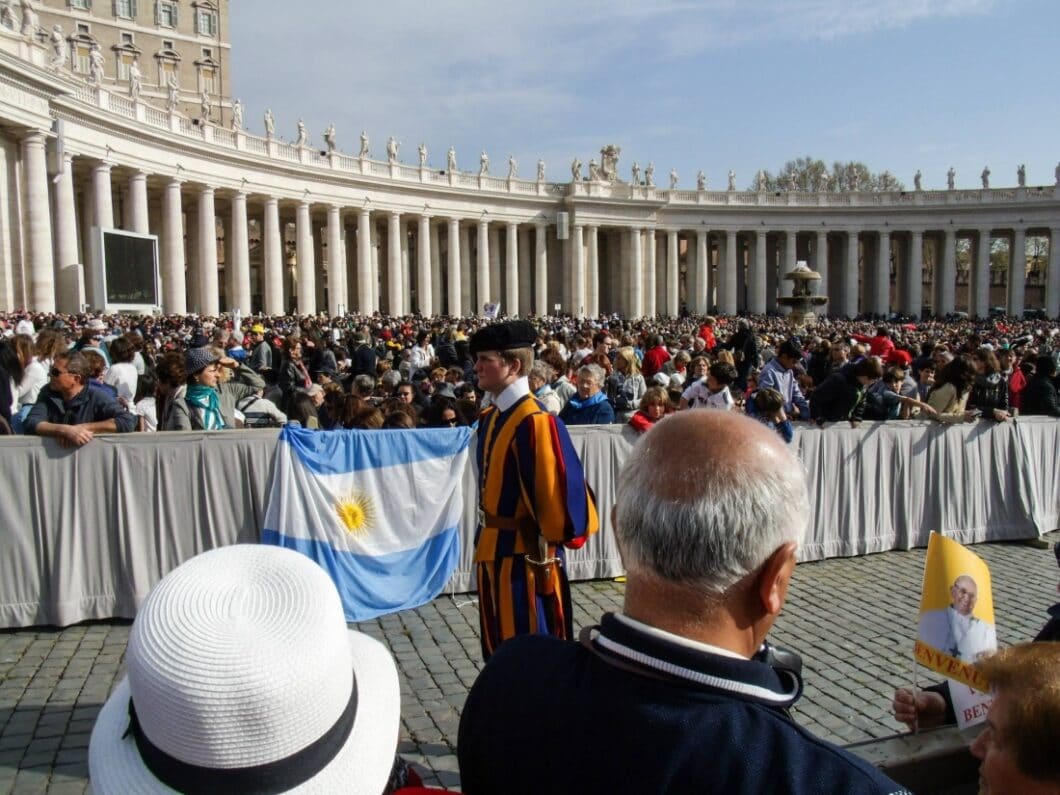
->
[262, 425, 472, 621]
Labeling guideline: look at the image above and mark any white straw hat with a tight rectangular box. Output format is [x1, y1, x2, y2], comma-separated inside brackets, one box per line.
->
[89, 544, 400, 794]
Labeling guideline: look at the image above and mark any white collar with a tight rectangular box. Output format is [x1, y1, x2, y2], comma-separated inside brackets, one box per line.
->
[614, 613, 747, 660]
[493, 377, 530, 412]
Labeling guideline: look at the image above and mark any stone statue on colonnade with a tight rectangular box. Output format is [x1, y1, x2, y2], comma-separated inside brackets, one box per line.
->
[947, 167, 955, 190]
[387, 136, 398, 163]
[88, 43, 104, 84]
[669, 168, 678, 189]
[48, 24, 66, 69]
[644, 162, 654, 187]
[1055, 162, 1060, 186]
[447, 146, 457, 173]
[0, 1, 16, 31]
[418, 143, 427, 167]
[128, 60, 142, 100]
[536, 159, 545, 181]
[479, 151, 489, 175]
[264, 109, 275, 138]
[1017, 164, 1026, 187]
[200, 90, 210, 122]
[231, 98, 243, 129]
[324, 123, 336, 153]
[359, 130, 369, 158]
[166, 76, 179, 111]
[981, 166, 990, 189]
[507, 155, 517, 178]
[914, 170, 922, 191]
[600, 144, 620, 181]
[697, 170, 706, 190]
[755, 170, 766, 191]
[295, 119, 308, 148]
[728, 170, 736, 191]
[570, 157, 581, 181]
[19, 0, 36, 37]
[631, 162, 640, 185]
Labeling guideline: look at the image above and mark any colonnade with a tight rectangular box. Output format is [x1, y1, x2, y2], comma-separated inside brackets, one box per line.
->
[17, 149, 1060, 320]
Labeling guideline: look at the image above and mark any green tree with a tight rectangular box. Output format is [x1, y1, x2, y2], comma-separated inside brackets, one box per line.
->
[754, 156, 905, 192]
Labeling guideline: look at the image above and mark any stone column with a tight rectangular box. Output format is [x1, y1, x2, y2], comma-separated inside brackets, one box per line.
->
[972, 228, 991, 319]
[569, 224, 585, 317]
[666, 230, 679, 317]
[229, 192, 251, 314]
[447, 218, 461, 316]
[644, 229, 656, 318]
[417, 214, 432, 316]
[460, 225, 472, 313]
[748, 230, 767, 314]
[719, 231, 736, 314]
[430, 221, 442, 315]
[627, 227, 641, 318]
[387, 211, 403, 315]
[370, 220, 381, 312]
[263, 197, 284, 315]
[840, 231, 859, 319]
[296, 201, 316, 315]
[126, 171, 149, 234]
[400, 223, 411, 315]
[87, 162, 115, 308]
[161, 179, 186, 314]
[695, 230, 708, 314]
[874, 231, 891, 317]
[781, 230, 798, 313]
[905, 231, 924, 317]
[518, 229, 532, 316]
[476, 218, 490, 311]
[21, 132, 55, 311]
[586, 226, 599, 318]
[1008, 227, 1026, 316]
[534, 222, 548, 315]
[504, 222, 518, 316]
[356, 209, 372, 314]
[938, 228, 956, 316]
[489, 226, 502, 306]
[1047, 227, 1060, 319]
[53, 152, 80, 312]
[197, 187, 219, 316]
[813, 230, 829, 312]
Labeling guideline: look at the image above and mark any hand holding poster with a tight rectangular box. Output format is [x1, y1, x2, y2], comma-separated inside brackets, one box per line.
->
[914, 532, 997, 728]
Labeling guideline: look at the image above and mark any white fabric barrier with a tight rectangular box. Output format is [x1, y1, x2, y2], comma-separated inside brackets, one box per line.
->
[0, 418, 1055, 628]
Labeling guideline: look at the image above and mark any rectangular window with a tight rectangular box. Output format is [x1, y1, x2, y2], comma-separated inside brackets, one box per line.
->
[196, 10, 216, 36]
[201, 47, 211, 58]
[200, 67, 215, 94]
[117, 53, 132, 80]
[69, 0, 91, 10]
[76, 22, 90, 33]
[162, 39, 174, 50]
[113, 0, 136, 19]
[157, 1, 177, 27]
[74, 44, 91, 73]
[120, 32, 133, 43]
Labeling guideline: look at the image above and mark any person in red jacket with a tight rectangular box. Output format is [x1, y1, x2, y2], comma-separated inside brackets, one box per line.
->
[641, 334, 671, 379]
[851, 326, 895, 360]
[698, 316, 718, 352]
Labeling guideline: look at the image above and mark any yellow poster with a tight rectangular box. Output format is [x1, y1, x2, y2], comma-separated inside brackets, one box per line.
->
[914, 532, 996, 694]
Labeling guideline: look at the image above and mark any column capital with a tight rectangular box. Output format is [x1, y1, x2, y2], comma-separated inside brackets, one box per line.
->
[92, 160, 114, 173]
[20, 129, 48, 146]
[198, 185, 215, 196]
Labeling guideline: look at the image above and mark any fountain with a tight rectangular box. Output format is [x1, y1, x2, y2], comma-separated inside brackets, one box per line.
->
[777, 260, 828, 327]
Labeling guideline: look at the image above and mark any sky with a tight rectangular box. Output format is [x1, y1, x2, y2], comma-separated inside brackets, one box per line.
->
[230, 0, 1060, 191]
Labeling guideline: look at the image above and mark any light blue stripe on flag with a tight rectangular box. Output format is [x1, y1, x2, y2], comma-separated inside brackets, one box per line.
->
[262, 425, 472, 621]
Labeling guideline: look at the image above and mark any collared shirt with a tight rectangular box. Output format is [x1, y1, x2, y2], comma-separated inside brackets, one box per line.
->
[492, 376, 530, 413]
[613, 613, 746, 660]
[24, 385, 138, 435]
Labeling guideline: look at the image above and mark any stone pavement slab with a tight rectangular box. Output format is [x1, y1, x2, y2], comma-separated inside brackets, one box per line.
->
[1, 534, 1056, 793]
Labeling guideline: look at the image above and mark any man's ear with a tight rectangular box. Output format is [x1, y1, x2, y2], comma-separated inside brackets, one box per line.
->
[756, 541, 798, 617]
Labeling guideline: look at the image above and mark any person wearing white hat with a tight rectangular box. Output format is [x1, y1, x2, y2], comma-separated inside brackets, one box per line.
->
[89, 544, 431, 794]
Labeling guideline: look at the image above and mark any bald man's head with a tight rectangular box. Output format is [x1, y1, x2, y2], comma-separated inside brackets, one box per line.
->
[614, 411, 809, 594]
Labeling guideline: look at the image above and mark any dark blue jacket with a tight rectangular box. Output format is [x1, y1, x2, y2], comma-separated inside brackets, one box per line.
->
[458, 613, 908, 795]
[558, 394, 615, 426]
[24, 386, 138, 435]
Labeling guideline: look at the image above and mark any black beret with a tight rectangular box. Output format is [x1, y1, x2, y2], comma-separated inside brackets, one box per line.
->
[469, 321, 537, 356]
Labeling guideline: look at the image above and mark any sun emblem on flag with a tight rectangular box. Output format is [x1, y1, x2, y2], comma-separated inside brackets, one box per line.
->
[335, 490, 375, 535]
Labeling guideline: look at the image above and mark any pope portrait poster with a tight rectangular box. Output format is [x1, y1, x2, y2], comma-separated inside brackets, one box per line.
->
[915, 532, 997, 729]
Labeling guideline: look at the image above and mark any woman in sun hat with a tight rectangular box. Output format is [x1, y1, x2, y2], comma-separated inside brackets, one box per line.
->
[161, 346, 265, 431]
[89, 544, 452, 794]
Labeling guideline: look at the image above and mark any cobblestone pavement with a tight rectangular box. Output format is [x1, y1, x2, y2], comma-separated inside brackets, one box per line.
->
[1, 534, 1056, 793]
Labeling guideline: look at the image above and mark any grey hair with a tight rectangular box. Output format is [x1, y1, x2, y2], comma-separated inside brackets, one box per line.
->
[352, 374, 375, 394]
[614, 429, 809, 594]
[529, 361, 555, 382]
[380, 370, 401, 389]
[577, 363, 606, 385]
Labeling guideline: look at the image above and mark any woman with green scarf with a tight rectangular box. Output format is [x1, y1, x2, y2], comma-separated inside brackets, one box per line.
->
[161, 347, 265, 431]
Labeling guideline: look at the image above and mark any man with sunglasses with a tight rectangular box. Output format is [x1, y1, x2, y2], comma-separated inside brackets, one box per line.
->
[23, 352, 137, 447]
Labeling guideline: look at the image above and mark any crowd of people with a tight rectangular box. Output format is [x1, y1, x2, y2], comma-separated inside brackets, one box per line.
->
[1, 308, 1059, 445]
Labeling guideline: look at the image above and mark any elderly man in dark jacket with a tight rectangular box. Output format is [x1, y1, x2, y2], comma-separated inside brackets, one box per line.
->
[24, 351, 137, 446]
[1020, 355, 1060, 416]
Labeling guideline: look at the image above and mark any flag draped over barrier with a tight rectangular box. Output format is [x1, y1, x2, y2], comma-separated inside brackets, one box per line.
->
[262, 424, 473, 621]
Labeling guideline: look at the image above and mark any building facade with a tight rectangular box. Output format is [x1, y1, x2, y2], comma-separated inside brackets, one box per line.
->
[29, 0, 230, 126]
[0, 19, 1057, 319]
